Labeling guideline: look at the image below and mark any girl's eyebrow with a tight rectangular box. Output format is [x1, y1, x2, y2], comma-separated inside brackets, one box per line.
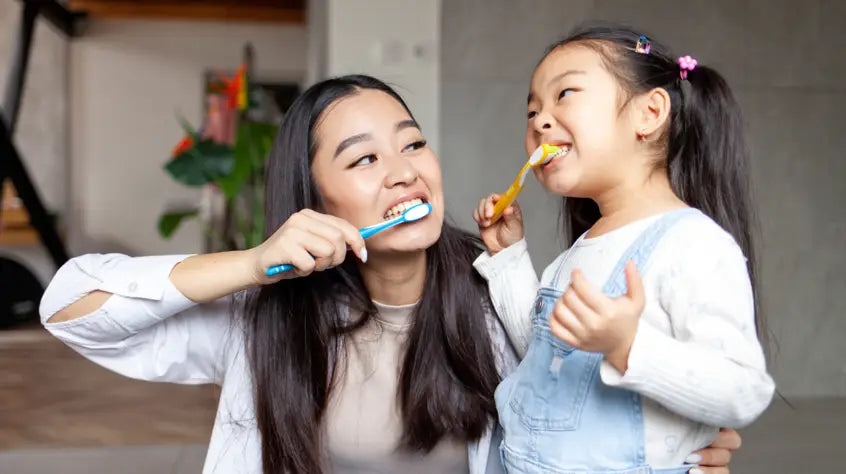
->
[528, 70, 588, 104]
[546, 70, 587, 88]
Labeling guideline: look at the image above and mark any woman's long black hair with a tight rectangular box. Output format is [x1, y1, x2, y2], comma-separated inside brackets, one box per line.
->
[241, 75, 500, 473]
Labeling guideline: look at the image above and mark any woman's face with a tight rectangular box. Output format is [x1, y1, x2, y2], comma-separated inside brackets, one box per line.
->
[310, 89, 444, 255]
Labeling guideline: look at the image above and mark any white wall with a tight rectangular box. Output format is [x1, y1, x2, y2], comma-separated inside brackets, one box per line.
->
[314, 0, 441, 152]
[69, 19, 307, 255]
[304, 0, 327, 87]
[441, 0, 846, 398]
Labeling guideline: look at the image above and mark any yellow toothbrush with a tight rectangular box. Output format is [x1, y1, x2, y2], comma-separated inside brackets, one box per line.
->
[491, 144, 566, 222]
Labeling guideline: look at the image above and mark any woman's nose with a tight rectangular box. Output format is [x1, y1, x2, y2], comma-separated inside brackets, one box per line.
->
[384, 155, 418, 187]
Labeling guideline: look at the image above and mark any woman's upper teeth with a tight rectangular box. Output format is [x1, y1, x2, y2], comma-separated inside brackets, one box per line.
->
[384, 198, 424, 219]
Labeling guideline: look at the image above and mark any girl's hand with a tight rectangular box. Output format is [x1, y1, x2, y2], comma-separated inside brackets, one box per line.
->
[549, 261, 645, 372]
[473, 193, 524, 255]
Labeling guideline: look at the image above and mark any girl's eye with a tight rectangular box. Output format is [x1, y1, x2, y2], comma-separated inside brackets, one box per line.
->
[402, 140, 427, 152]
[527, 111, 538, 119]
[558, 89, 575, 100]
[351, 155, 377, 167]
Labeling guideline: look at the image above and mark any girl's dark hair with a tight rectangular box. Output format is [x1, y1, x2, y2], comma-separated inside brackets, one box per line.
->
[544, 24, 762, 340]
[242, 74, 499, 473]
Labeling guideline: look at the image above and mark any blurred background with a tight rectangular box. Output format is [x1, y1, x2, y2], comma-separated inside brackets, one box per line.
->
[0, 0, 843, 472]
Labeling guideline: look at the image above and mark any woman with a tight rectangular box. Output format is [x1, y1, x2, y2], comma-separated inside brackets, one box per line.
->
[41, 75, 740, 474]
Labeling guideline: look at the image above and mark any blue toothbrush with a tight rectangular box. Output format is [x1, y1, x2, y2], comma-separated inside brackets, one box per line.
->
[266, 202, 433, 276]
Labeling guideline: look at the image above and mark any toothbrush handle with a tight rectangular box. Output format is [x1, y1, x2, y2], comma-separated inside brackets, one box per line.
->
[266, 263, 296, 276]
[491, 184, 523, 222]
[491, 163, 530, 222]
[359, 217, 401, 239]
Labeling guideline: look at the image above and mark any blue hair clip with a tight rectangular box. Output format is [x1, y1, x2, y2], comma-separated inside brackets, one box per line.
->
[635, 35, 651, 54]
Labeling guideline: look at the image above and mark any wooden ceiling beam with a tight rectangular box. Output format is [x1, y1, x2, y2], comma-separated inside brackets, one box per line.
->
[67, 0, 305, 24]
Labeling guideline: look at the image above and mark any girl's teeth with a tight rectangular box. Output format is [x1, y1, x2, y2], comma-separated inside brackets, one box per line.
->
[552, 146, 570, 158]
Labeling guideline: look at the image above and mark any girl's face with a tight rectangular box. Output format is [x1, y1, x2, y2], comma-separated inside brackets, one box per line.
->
[525, 44, 641, 199]
[310, 89, 444, 255]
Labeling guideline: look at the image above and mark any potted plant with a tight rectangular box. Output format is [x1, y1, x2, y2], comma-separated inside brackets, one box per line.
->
[158, 45, 277, 251]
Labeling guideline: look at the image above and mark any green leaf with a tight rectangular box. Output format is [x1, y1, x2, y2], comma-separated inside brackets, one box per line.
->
[217, 130, 252, 199]
[247, 223, 265, 249]
[239, 121, 276, 169]
[177, 115, 201, 140]
[158, 209, 199, 238]
[250, 122, 277, 168]
[217, 121, 276, 199]
[250, 182, 265, 248]
[165, 139, 235, 186]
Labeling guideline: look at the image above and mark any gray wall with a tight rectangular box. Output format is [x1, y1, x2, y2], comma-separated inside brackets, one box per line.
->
[441, 0, 846, 398]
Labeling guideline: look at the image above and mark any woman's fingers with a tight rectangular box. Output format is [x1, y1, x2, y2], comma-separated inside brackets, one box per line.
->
[709, 428, 742, 450]
[300, 209, 366, 261]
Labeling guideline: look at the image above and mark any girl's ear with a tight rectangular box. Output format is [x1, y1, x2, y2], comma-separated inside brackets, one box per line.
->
[631, 87, 672, 140]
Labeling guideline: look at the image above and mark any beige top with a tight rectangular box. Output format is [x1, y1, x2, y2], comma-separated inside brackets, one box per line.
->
[39, 253, 514, 473]
[325, 300, 468, 473]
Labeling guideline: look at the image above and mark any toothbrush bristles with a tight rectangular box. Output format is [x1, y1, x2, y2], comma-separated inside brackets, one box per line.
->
[549, 146, 567, 159]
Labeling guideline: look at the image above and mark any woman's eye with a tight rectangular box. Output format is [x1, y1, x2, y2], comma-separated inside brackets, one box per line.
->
[558, 89, 575, 100]
[351, 155, 377, 167]
[402, 140, 427, 152]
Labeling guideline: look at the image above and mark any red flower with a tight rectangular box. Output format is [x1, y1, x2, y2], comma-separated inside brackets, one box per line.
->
[222, 64, 248, 110]
[171, 135, 194, 157]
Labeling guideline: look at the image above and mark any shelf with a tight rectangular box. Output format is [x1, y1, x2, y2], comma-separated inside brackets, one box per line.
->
[2, 207, 30, 228]
[67, 0, 305, 24]
[1, 207, 39, 247]
[0, 227, 40, 246]
[1, 181, 38, 246]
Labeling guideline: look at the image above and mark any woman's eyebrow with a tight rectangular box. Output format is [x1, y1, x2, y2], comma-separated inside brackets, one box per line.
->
[334, 120, 420, 158]
[396, 119, 419, 132]
[334, 133, 372, 158]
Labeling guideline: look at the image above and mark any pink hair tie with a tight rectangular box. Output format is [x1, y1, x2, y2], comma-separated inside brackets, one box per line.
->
[678, 55, 697, 80]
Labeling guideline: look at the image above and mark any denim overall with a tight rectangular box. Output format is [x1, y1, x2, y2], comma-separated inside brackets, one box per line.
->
[495, 209, 700, 474]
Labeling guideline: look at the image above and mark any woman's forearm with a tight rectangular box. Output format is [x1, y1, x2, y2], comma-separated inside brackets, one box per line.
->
[169, 250, 258, 303]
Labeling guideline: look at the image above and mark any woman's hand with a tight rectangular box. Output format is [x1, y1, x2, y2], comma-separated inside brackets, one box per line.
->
[170, 209, 365, 303]
[686, 428, 742, 473]
[473, 193, 524, 255]
[247, 209, 367, 285]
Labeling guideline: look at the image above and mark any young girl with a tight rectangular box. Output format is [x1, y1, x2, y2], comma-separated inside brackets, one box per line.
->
[473, 25, 774, 473]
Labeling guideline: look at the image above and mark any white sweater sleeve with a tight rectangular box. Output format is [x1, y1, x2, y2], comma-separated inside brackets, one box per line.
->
[40, 253, 234, 385]
[599, 231, 775, 428]
[474, 239, 539, 358]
